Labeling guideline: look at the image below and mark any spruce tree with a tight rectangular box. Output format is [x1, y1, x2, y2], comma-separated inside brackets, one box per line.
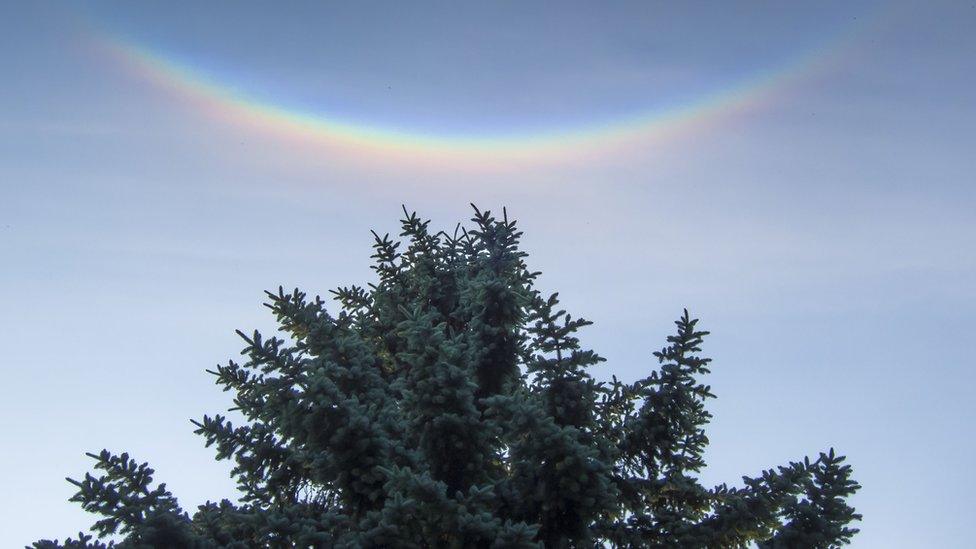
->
[35, 206, 860, 548]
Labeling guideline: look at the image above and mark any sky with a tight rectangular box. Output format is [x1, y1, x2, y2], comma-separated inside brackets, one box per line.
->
[1, 1, 973, 546]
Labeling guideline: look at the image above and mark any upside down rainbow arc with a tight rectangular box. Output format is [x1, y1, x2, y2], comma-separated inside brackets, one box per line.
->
[89, 14, 874, 166]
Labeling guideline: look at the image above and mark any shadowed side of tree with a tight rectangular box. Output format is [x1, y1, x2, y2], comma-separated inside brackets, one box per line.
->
[34, 206, 860, 548]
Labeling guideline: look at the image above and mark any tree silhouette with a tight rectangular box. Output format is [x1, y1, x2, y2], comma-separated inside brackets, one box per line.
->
[35, 206, 860, 548]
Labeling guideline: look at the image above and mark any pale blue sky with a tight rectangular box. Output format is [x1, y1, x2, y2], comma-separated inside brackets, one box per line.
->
[1, 2, 974, 547]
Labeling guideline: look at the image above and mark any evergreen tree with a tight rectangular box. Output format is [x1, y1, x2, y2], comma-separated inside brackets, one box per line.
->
[35, 206, 860, 548]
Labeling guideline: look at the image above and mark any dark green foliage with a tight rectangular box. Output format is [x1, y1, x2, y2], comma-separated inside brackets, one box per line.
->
[35, 206, 860, 548]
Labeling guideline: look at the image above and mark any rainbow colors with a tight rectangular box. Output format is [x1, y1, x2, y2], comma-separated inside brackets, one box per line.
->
[92, 17, 870, 165]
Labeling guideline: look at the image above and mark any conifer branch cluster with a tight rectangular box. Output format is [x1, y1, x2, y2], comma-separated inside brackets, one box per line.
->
[35, 206, 860, 548]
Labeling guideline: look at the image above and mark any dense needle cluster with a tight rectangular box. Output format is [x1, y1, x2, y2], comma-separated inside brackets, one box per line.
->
[36, 206, 860, 548]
